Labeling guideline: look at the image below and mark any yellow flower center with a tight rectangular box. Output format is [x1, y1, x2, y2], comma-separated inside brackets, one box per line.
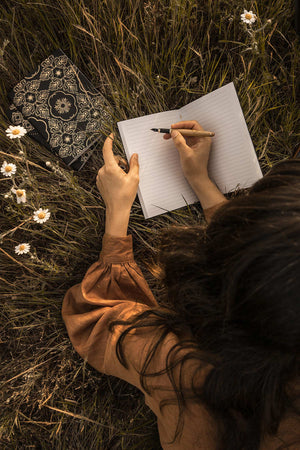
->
[245, 13, 253, 19]
[16, 189, 24, 197]
[38, 212, 46, 219]
[19, 244, 26, 251]
[12, 129, 20, 135]
[5, 166, 12, 172]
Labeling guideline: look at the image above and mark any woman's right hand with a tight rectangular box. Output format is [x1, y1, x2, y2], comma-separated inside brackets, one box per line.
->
[164, 120, 227, 215]
[163, 120, 212, 189]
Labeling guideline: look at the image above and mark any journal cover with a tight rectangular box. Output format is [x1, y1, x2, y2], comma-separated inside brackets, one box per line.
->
[7, 49, 111, 169]
[6, 104, 93, 171]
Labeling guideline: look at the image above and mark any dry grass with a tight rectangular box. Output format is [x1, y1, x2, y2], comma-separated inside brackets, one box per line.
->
[0, 0, 299, 448]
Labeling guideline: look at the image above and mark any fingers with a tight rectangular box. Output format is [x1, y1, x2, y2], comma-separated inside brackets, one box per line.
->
[96, 166, 103, 188]
[170, 129, 190, 155]
[129, 153, 139, 178]
[102, 133, 118, 167]
[114, 155, 129, 172]
[171, 120, 204, 131]
[102, 134, 131, 173]
[97, 151, 135, 182]
[163, 120, 204, 139]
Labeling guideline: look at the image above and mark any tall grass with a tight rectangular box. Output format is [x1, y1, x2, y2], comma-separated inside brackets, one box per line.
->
[0, 0, 299, 448]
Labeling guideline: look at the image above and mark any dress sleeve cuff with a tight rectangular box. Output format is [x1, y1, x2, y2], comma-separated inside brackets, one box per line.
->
[99, 233, 134, 264]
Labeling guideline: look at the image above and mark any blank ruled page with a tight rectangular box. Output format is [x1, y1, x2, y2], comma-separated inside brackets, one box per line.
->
[180, 83, 262, 193]
[118, 110, 198, 218]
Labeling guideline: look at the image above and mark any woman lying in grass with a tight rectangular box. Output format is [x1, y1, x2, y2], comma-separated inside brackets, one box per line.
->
[62, 121, 300, 450]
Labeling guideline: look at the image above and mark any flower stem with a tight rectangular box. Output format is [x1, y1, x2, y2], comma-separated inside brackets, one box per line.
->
[0, 217, 33, 240]
[0, 151, 49, 173]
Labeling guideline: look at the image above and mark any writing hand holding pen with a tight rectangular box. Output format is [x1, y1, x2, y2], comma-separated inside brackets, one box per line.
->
[160, 120, 227, 211]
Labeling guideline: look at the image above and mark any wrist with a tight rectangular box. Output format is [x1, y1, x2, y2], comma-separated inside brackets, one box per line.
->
[190, 177, 227, 210]
[189, 172, 211, 192]
[105, 208, 131, 237]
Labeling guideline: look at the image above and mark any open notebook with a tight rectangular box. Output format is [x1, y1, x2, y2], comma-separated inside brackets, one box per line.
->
[117, 82, 262, 219]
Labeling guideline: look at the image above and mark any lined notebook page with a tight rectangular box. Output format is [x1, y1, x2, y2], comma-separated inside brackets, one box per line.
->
[180, 83, 262, 193]
[118, 110, 198, 218]
[118, 83, 262, 219]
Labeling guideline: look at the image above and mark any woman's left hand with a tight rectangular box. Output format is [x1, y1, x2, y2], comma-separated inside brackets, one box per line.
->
[96, 133, 139, 236]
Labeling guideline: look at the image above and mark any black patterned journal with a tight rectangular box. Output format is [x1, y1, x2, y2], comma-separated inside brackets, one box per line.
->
[7, 49, 111, 170]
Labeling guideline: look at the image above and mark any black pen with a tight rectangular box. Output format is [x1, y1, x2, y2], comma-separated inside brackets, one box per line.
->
[151, 128, 215, 137]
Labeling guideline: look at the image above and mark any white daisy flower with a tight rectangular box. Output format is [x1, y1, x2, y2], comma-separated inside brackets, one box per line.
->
[1, 161, 17, 177]
[15, 243, 30, 255]
[11, 188, 27, 204]
[5, 125, 27, 139]
[241, 10, 257, 24]
[33, 208, 51, 224]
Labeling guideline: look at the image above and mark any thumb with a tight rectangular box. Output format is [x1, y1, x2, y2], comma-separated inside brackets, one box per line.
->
[171, 129, 189, 155]
[129, 153, 139, 176]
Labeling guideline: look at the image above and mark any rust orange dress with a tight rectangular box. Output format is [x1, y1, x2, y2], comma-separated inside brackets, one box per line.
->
[62, 204, 299, 449]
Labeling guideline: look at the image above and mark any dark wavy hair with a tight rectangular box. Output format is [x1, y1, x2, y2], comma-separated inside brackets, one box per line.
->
[109, 159, 300, 450]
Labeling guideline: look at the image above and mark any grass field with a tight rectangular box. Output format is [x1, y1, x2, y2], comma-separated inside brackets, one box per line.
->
[0, 1, 299, 448]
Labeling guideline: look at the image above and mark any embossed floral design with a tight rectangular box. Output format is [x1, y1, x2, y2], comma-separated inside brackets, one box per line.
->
[48, 92, 77, 121]
[13, 79, 49, 118]
[9, 51, 107, 169]
[76, 94, 111, 133]
[9, 105, 35, 133]
[54, 97, 72, 114]
[39, 54, 78, 93]
[48, 120, 86, 160]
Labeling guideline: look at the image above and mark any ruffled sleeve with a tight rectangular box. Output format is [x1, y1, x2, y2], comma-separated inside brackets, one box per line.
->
[61, 233, 160, 389]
